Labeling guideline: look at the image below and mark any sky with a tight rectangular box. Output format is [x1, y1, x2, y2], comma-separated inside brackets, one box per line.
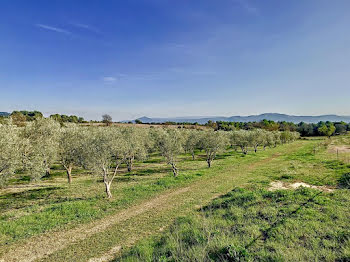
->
[1, 0, 350, 121]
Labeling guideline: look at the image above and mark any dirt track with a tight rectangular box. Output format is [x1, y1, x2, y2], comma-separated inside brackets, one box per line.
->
[329, 145, 350, 153]
[0, 144, 301, 262]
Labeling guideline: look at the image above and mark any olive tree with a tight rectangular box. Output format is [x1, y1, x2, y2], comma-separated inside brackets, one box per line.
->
[292, 131, 301, 141]
[146, 128, 160, 154]
[0, 122, 21, 187]
[231, 130, 250, 154]
[249, 129, 266, 153]
[58, 124, 86, 183]
[272, 131, 282, 147]
[262, 131, 275, 150]
[21, 118, 60, 180]
[183, 129, 201, 160]
[280, 131, 300, 144]
[81, 127, 120, 198]
[119, 127, 147, 172]
[156, 129, 184, 176]
[200, 130, 228, 167]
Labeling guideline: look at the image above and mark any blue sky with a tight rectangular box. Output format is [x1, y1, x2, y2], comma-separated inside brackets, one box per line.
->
[1, 0, 350, 120]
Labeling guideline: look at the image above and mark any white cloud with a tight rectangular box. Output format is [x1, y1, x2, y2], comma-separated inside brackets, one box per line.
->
[35, 24, 72, 35]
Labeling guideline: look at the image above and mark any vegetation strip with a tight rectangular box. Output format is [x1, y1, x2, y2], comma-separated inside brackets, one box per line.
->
[119, 140, 350, 261]
[37, 143, 303, 262]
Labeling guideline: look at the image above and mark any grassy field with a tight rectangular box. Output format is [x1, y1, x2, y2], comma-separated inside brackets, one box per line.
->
[119, 137, 350, 262]
[0, 136, 349, 261]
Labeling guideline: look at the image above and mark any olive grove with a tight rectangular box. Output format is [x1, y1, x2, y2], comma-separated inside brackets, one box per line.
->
[0, 118, 300, 198]
[0, 121, 21, 186]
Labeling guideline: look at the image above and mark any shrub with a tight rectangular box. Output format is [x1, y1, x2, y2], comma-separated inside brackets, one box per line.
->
[339, 173, 350, 189]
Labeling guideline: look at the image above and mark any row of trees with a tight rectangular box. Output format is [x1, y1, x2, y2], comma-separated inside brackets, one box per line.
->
[131, 119, 348, 137]
[216, 120, 348, 137]
[0, 111, 86, 126]
[50, 114, 85, 124]
[0, 119, 299, 198]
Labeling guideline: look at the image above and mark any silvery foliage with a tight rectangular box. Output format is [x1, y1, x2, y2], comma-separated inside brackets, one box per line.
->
[119, 126, 148, 172]
[58, 124, 87, 182]
[156, 128, 184, 176]
[21, 118, 60, 180]
[0, 120, 21, 186]
[200, 130, 228, 167]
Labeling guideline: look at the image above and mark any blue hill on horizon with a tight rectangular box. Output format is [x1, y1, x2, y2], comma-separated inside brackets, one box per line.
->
[133, 113, 350, 124]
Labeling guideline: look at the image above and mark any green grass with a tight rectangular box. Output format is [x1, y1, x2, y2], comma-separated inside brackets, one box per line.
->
[121, 188, 350, 261]
[118, 136, 350, 262]
[1, 136, 350, 262]
[39, 141, 309, 262]
[0, 145, 292, 249]
[0, 161, 214, 247]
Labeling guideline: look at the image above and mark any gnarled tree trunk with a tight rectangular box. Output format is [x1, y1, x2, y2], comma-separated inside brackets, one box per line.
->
[207, 159, 211, 168]
[104, 180, 112, 198]
[171, 163, 178, 177]
[64, 165, 73, 184]
[102, 164, 119, 199]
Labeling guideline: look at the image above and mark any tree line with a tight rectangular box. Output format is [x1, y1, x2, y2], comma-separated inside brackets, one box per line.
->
[0, 111, 86, 126]
[3, 112, 347, 137]
[0, 118, 299, 198]
[215, 120, 348, 137]
[127, 118, 348, 137]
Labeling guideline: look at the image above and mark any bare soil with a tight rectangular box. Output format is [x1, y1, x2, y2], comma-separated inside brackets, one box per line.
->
[328, 145, 350, 153]
[0, 187, 190, 262]
[0, 147, 297, 262]
[269, 181, 334, 192]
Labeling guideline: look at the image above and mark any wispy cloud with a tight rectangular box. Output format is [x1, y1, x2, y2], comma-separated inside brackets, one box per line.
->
[102, 76, 117, 82]
[70, 23, 100, 33]
[35, 24, 72, 35]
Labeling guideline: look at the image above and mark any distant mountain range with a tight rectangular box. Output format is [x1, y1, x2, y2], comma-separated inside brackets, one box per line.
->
[133, 113, 350, 124]
[0, 112, 10, 117]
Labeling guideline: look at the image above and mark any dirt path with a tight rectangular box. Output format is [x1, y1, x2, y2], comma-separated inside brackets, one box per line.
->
[328, 145, 350, 153]
[87, 153, 285, 262]
[0, 144, 301, 262]
[0, 187, 190, 262]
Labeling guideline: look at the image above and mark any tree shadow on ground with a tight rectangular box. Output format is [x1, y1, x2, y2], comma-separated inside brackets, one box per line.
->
[199, 186, 325, 251]
[123, 167, 170, 177]
[0, 187, 63, 211]
[245, 190, 323, 248]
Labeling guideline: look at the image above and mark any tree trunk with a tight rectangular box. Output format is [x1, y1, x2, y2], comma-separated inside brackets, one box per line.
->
[127, 156, 134, 172]
[171, 163, 178, 177]
[104, 181, 112, 198]
[46, 167, 51, 176]
[207, 159, 211, 168]
[241, 146, 247, 154]
[254, 147, 257, 153]
[103, 168, 113, 199]
[65, 165, 72, 184]
[192, 152, 195, 160]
